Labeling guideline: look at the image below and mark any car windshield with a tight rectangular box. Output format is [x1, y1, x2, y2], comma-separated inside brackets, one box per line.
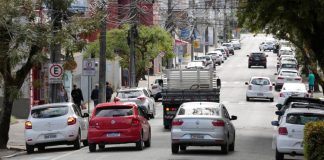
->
[251, 78, 270, 85]
[280, 71, 298, 76]
[251, 53, 264, 57]
[31, 106, 68, 118]
[95, 106, 133, 117]
[286, 113, 324, 125]
[117, 90, 142, 98]
[281, 63, 296, 68]
[178, 106, 220, 116]
[195, 56, 206, 60]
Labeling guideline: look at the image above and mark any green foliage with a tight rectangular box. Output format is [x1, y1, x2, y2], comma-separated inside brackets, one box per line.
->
[85, 25, 174, 82]
[304, 121, 324, 160]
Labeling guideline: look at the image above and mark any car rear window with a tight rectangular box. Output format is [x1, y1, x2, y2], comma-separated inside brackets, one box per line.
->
[251, 78, 270, 85]
[117, 90, 142, 98]
[178, 106, 220, 116]
[95, 106, 134, 117]
[31, 106, 68, 118]
[286, 113, 324, 125]
[251, 53, 264, 57]
[282, 64, 296, 68]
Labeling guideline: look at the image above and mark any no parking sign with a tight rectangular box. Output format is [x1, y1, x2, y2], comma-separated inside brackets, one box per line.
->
[48, 63, 63, 84]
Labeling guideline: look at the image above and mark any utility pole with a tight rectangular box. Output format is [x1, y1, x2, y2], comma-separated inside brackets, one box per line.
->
[129, 0, 138, 87]
[165, 0, 174, 68]
[190, 0, 195, 61]
[223, 0, 227, 43]
[99, 0, 107, 103]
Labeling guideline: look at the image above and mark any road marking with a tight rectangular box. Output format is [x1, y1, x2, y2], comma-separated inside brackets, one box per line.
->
[50, 147, 86, 160]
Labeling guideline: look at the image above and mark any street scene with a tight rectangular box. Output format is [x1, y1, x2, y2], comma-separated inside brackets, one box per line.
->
[1, 1, 324, 160]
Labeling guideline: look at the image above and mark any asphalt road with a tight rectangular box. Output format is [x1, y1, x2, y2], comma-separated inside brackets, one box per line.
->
[7, 34, 303, 160]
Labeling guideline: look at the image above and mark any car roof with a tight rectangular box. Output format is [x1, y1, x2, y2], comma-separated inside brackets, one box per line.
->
[207, 51, 222, 54]
[181, 102, 221, 108]
[285, 108, 324, 115]
[95, 102, 138, 109]
[284, 97, 324, 105]
[118, 88, 147, 92]
[280, 47, 292, 51]
[31, 102, 73, 110]
[250, 76, 270, 80]
[282, 83, 306, 91]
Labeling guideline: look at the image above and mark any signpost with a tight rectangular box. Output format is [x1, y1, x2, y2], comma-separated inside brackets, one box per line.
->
[82, 59, 96, 120]
[49, 63, 63, 84]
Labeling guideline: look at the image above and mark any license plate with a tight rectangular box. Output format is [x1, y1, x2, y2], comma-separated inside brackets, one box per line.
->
[191, 135, 204, 139]
[257, 93, 264, 96]
[107, 132, 120, 137]
[286, 78, 292, 81]
[44, 134, 57, 139]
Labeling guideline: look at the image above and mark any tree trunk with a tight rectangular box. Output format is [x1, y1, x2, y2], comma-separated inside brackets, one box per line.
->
[0, 83, 14, 149]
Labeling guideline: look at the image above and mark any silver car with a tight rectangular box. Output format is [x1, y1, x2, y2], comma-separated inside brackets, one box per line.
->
[171, 102, 237, 154]
[115, 88, 156, 118]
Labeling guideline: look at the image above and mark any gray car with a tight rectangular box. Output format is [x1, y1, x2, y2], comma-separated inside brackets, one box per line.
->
[171, 102, 237, 154]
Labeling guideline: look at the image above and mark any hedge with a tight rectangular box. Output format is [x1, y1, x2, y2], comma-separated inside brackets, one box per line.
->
[304, 121, 324, 160]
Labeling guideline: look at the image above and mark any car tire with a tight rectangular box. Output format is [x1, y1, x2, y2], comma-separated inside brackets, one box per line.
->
[171, 143, 179, 154]
[89, 143, 96, 152]
[180, 145, 186, 151]
[248, 65, 251, 68]
[221, 139, 229, 154]
[264, 65, 267, 68]
[218, 62, 221, 66]
[26, 143, 34, 154]
[276, 149, 284, 160]
[229, 135, 235, 151]
[144, 130, 151, 147]
[270, 98, 274, 102]
[38, 146, 45, 152]
[73, 131, 81, 150]
[222, 61, 224, 63]
[99, 144, 105, 150]
[83, 140, 88, 146]
[246, 96, 250, 101]
[136, 132, 144, 150]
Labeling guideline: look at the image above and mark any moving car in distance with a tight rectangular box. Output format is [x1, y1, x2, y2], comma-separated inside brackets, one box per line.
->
[222, 43, 235, 55]
[274, 69, 302, 91]
[247, 52, 268, 68]
[245, 77, 274, 102]
[278, 83, 308, 105]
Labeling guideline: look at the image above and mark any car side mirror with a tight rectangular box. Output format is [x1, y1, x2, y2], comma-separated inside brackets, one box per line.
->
[217, 79, 221, 88]
[276, 104, 283, 110]
[271, 121, 279, 126]
[83, 113, 89, 118]
[272, 83, 275, 86]
[266, 55, 269, 57]
[151, 84, 153, 86]
[245, 82, 249, 85]
[274, 73, 278, 75]
[275, 111, 283, 116]
[246, 55, 249, 57]
[230, 115, 237, 121]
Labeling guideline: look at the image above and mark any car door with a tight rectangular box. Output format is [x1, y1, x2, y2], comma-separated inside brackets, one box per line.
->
[222, 105, 235, 143]
[137, 108, 150, 140]
[72, 104, 88, 140]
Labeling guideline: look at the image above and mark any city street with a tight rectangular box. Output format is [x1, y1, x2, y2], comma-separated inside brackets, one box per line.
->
[6, 34, 303, 160]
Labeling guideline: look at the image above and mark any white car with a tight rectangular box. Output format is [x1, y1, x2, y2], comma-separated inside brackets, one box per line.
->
[277, 62, 298, 73]
[272, 107, 324, 160]
[214, 48, 228, 60]
[278, 83, 308, 105]
[25, 103, 89, 153]
[278, 47, 294, 57]
[245, 77, 274, 102]
[207, 51, 223, 65]
[259, 41, 275, 51]
[275, 69, 302, 91]
[231, 40, 241, 50]
[186, 61, 205, 69]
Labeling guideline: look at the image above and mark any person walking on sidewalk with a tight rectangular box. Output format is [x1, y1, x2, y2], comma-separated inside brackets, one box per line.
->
[106, 82, 113, 102]
[71, 84, 84, 109]
[91, 84, 99, 107]
[57, 84, 68, 102]
[308, 71, 315, 97]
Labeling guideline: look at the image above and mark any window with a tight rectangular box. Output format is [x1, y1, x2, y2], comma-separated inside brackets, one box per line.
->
[251, 53, 264, 57]
[117, 91, 142, 98]
[251, 78, 270, 85]
[72, 104, 82, 117]
[286, 113, 324, 125]
[222, 106, 230, 119]
[282, 64, 296, 68]
[177, 105, 220, 116]
[31, 106, 68, 118]
[138, 108, 146, 117]
[95, 106, 133, 117]
[143, 89, 149, 97]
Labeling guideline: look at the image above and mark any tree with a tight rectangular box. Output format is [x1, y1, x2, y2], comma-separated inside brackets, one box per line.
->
[0, 0, 98, 148]
[85, 25, 174, 85]
[238, 0, 324, 94]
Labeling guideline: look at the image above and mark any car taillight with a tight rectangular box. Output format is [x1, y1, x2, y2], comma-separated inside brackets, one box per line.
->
[132, 118, 140, 126]
[269, 86, 273, 91]
[25, 121, 32, 129]
[137, 96, 146, 102]
[172, 119, 183, 126]
[212, 120, 225, 127]
[279, 93, 285, 97]
[248, 85, 252, 90]
[67, 117, 77, 125]
[278, 127, 288, 135]
[114, 97, 120, 102]
[295, 78, 301, 81]
[278, 77, 284, 79]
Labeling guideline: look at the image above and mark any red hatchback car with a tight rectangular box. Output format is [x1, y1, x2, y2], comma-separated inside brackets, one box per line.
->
[87, 102, 151, 152]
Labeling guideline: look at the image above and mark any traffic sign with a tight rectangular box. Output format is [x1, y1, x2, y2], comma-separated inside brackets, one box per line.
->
[49, 63, 63, 84]
[82, 59, 96, 76]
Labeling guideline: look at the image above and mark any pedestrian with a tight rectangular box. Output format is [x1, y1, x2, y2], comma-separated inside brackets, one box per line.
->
[106, 82, 113, 102]
[122, 68, 129, 87]
[71, 84, 84, 109]
[308, 71, 315, 97]
[91, 84, 99, 107]
[57, 84, 68, 102]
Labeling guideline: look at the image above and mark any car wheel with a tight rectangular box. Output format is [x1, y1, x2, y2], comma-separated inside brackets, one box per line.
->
[171, 143, 179, 154]
[218, 62, 221, 65]
[221, 139, 229, 154]
[248, 65, 251, 68]
[26, 143, 34, 154]
[222, 61, 224, 63]
[154, 96, 159, 102]
[38, 146, 45, 152]
[276, 149, 284, 160]
[264, 65, 267, 68]
[229, 134, 235, 151]
[180, 145, 186, 151]
[89, 143, 96, 152]
[73, 131, 81, 149]
[136, 132, 144, 150]
[144, 130, 151, 147]
[270, 98, 274, 102]
[246, 96, 250, 101]
[83, 139, 88, 146]
[99, 144, 105, 150]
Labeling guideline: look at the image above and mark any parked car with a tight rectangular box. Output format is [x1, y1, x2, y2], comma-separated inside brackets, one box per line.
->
[275, 69, 302, 91]
[277, 62, 298, 73]
[245, 77, 274, 102]
[275, 101, 324, 120]
[222, 43, 235, 55]
[151, 79, 163, 101]
[214, 48, 228, 60]
[272, 107, 324, 160]
[186, 61, 205, 69]
[259, 41, 275, 51]
[231, 40, 241, 50]
[278, 47, 293, 57]
[115, 88, 156, 118]
[207, 51, 223, 65]
[194, 55, 212, 65]
[171, 102, 237, 154]
[25, 103, 89, 154]
[277, 83, 308, 105]
[277, 57, 298, 71]
[247, 52, 268, 68]
[87, 102, 151, 152]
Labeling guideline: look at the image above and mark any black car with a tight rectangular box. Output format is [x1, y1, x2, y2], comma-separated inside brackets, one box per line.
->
[247, 52, 268, 68]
